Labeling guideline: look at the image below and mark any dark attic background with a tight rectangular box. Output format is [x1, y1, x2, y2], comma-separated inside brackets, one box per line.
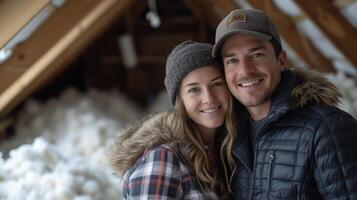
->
[28, 0, 215, 107]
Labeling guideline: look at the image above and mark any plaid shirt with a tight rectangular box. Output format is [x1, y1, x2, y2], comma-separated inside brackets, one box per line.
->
[122, 144, 220, 199]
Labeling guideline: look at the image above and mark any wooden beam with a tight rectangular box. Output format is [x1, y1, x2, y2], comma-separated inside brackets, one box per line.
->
[333, 0, 355, 8]
[0, 0, 134, 119]
[184, 0, 208, 41]
[0, 0, 104, 94]
[248, 0, 335, 72]
[211, 0, 239, 15]
[185, 0, 238, 30]
[294, 0, 357, 69]
[123, 0, 147, 32]
[0, 0, 50, 48]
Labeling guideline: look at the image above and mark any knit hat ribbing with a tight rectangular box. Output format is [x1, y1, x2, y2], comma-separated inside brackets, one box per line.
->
[164, 41, 220, 105]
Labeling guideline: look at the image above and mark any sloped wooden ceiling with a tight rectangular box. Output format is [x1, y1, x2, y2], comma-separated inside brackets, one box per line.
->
[0, 0, 356, 122]
[294, 0, 357, 68]
[0, 0, 50, 48]
[0, 0, 134, 119]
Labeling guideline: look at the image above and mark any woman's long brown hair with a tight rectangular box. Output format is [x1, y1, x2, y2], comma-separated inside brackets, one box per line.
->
[173, 88, 237, 196]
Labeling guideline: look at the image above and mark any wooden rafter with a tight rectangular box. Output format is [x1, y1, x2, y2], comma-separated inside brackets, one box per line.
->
[333, 0, 355, 8]
[185, 0, 238, 30]
[294, 0, 357, 69]
[184, 0, 208, 41]
[211, 0, 239, 15]
[248, 0, 335, 72]
[123, 0, 147, 32]
[0, 0, 134, 119]
[0, 0, 50, 48]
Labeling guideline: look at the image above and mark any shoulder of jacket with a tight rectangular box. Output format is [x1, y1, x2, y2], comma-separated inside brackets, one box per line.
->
[143, 144, 179, 158]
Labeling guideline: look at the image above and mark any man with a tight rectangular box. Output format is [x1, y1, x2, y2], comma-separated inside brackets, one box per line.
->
[212, 8, 357, 199]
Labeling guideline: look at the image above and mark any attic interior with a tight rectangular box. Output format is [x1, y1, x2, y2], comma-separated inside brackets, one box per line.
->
[1, 0, 357, 118]
[78, 0, 216, 106]
[5, 0, 211, 104]
[0, 0, 357, 198]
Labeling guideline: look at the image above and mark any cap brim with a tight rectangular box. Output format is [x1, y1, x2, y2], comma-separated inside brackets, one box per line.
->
[212, 30, 272, 58]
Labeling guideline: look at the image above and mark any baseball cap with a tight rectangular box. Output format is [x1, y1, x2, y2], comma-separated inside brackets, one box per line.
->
[212, 8, 282, 58]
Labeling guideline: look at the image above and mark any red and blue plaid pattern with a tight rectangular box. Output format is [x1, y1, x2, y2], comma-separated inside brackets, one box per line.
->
[122, 145, 220, 199]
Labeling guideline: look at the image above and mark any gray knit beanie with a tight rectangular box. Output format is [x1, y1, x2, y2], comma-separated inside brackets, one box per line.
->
[164, 40, 220, 105]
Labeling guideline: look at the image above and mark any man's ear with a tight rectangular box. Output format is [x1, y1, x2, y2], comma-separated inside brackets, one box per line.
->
[277, 50, 287, 71]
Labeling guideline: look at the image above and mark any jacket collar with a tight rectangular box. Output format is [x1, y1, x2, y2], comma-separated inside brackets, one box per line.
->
[289, 68, 340, 108]
[108, 111, 183, 176]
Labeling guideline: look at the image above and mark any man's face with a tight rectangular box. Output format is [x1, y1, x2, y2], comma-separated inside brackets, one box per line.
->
[221, 34, 285, 120]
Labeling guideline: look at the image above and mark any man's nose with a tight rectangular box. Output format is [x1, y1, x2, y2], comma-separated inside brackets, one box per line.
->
[239, 57, 255, 75]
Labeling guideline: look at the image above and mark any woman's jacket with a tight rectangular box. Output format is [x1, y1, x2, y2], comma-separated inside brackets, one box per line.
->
[109, 112, 220, 199]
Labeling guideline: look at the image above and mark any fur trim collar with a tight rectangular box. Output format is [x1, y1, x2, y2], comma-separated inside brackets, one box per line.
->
[108, 111, 183, 176]
[289, 68, 340, 109]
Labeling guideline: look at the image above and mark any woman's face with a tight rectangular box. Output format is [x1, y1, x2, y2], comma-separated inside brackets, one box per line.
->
[180, 66, 229, 131]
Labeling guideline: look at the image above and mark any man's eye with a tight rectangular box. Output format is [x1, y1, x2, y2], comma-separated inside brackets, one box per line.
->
[252, 52, 263, 58]
[226, 58, 238, 65]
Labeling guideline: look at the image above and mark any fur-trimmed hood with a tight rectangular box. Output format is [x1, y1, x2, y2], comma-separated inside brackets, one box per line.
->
[289, 68, 340, 109]
[108, 68, 340, 176]
[108, 111, 186, 176]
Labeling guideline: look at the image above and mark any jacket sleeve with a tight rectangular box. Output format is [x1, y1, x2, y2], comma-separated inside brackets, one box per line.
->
[123, 146, 183, 199]
[313, 111, 357, 199]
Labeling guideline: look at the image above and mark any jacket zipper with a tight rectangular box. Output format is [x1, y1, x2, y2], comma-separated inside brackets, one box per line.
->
[248, 120, 276, 200]
[266, 150, 275, 199]
[248, 142, 258, 200]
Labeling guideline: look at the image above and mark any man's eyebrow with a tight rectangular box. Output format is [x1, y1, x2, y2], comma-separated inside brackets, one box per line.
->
[222, 52, 236, 58]
[249, 45, 265, 52]
[222, 44, 267, 58]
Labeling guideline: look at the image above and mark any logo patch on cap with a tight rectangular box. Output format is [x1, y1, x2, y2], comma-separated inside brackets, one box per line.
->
[226, 10, 246, 26]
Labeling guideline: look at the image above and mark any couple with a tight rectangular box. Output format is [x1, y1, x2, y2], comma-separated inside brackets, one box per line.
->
[109, 9, 357, 199]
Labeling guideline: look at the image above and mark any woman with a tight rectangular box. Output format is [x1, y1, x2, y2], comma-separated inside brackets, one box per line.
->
[108, 41, 237, 199]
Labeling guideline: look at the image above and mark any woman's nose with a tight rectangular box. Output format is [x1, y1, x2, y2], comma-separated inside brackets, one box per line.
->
[201, 88, 216, 103]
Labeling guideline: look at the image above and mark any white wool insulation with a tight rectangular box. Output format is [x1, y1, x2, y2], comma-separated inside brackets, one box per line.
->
[0, 88, 143, 200]
[0, 72, 356, 199]
[0, 138, 120, 200]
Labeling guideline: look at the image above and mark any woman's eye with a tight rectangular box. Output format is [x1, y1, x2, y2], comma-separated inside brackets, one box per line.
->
[188, 87, 199, 94]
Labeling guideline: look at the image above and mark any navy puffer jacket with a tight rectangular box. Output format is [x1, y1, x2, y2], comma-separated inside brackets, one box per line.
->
[232, 69, 357, 200]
